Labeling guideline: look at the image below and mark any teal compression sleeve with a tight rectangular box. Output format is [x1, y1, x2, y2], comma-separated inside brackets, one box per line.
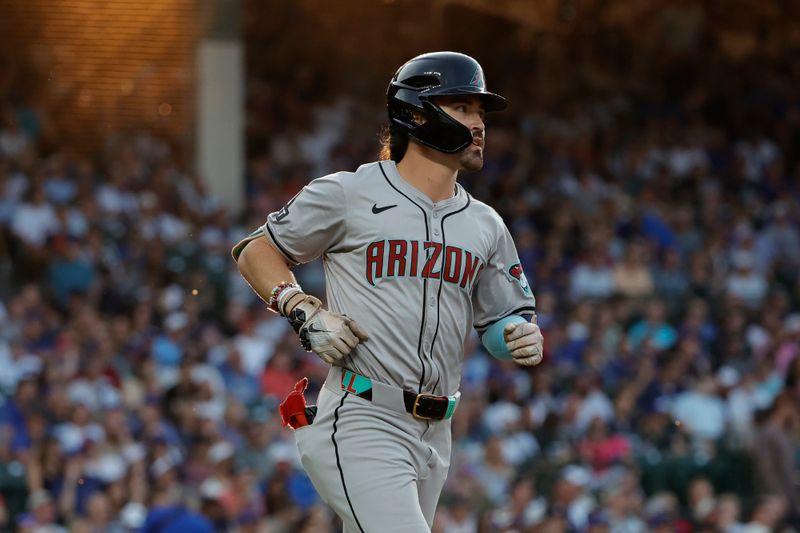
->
[480, 315, 528, 361]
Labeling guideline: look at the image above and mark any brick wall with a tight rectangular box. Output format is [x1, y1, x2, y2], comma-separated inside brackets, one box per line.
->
[0, 0, 208, 158]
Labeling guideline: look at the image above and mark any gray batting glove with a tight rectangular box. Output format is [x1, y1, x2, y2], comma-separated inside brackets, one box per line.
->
[503, 319, 544, 367]
[287, 294, 369, 364]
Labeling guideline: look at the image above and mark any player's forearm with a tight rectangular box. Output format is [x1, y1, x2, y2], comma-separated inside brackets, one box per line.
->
[236, 235, 367, 363]
[236, 237, 298, 306]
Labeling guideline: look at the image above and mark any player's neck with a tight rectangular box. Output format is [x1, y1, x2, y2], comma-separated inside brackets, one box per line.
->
[395, 146, 458, 203]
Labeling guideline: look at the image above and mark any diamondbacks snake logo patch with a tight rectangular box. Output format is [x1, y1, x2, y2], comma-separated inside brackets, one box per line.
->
[506, 263, 531, 296]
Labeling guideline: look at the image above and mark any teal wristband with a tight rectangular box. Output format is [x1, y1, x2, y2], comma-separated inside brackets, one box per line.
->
[480, 315, 529, 361]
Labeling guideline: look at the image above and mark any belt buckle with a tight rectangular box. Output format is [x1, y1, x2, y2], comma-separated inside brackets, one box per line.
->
[412, 394, 435, 420]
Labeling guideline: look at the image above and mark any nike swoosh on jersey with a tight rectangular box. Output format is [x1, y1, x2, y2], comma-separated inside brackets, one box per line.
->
[372, 203, 398, 214]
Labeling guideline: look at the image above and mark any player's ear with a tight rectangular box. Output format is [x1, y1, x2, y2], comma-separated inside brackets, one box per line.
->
[410, 111, 426, 126]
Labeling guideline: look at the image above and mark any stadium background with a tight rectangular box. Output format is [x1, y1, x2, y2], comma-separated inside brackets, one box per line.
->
[1, 0, 800, 531]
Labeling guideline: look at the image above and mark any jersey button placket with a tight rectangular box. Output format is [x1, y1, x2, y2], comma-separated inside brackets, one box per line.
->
[426, 292, 436, 345]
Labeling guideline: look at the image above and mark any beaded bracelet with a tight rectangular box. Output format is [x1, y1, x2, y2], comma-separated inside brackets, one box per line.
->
[267, 282, 301, 313]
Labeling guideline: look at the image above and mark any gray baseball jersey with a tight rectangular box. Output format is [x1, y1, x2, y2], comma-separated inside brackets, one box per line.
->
[249, 159, 535, 395]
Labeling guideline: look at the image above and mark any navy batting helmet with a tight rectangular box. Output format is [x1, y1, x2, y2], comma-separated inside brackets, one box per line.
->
[387, 51, 507, 153]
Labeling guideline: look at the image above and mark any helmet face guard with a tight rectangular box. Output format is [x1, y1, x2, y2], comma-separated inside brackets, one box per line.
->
[387, 52, 507, 154]
[389, 98, 475, 153]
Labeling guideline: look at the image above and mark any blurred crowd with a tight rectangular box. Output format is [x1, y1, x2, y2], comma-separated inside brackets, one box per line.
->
[2, 8, 800, 533]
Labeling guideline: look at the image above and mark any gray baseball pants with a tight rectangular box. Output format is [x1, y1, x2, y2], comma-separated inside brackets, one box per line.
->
[293, 368, 452, 533]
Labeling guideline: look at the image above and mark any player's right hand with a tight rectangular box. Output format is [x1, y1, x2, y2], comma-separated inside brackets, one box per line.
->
[286, 294, 369, 364]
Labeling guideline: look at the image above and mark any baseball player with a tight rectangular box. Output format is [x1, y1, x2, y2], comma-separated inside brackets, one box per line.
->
[232, 51, 544, 532]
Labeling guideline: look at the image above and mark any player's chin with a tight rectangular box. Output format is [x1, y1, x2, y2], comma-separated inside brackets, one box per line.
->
[459, 147, 484, 172]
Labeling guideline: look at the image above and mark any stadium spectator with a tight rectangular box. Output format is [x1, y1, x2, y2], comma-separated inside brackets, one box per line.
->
[752, 393, 800, 523]
[671, 374, 727, 442]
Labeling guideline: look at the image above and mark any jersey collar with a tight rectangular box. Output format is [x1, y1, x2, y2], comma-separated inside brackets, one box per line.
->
[381, 160, 467, 211]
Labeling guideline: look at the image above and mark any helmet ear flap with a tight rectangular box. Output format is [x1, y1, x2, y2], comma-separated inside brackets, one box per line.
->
[396, 104, 426, 126]
[389, 100, 423, 130]
[405, 100, 473, 153]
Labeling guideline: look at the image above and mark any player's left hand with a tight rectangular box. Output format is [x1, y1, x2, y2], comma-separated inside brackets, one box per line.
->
[503, 319, 544, 366]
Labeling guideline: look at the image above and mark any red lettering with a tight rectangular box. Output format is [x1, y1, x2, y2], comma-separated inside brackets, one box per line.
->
[368, 240, 481, 289]
[365, 241, 385, 285]
[443, 246, 462, 283]
[387, 240, 408, 277]
[346, 373, 357, 393]
[460, 252, 483, 289]
[422, 242, 442, 279]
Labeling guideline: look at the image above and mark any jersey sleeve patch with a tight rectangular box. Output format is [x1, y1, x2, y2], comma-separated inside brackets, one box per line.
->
[505, 262, 532, 296]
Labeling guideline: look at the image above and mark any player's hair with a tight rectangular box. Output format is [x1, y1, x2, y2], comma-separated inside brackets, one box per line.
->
[379, 124, 409, 162]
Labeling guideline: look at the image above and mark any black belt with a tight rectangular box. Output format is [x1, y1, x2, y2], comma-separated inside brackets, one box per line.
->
[356, 388, 453, 421]
[339, 369, 457, 421]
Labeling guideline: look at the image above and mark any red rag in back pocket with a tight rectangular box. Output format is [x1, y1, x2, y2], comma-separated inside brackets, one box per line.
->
[279, 377, 310, 429]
